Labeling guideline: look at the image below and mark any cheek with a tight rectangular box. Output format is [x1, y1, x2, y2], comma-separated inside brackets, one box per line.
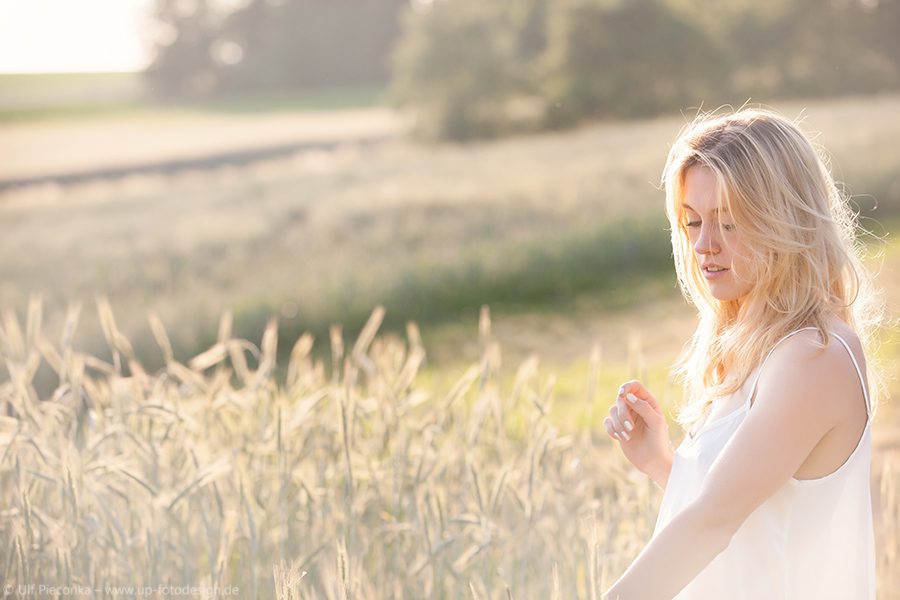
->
[722, 229, 748, 257]
[729, 241, 758, 281]
[684, 227, 700, 248]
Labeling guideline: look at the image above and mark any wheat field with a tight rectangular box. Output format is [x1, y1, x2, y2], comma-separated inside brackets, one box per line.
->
[2, 92, 899, 598]
[1, 297, 898, 599]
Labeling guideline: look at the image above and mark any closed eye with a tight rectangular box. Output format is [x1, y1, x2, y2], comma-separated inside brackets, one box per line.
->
[684, 221, 737, 232]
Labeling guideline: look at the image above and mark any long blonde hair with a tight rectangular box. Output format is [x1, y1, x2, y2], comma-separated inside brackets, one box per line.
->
[662, 107, 886, 433]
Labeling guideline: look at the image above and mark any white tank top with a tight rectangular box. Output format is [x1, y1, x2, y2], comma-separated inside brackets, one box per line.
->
[651, 327, 876, 600]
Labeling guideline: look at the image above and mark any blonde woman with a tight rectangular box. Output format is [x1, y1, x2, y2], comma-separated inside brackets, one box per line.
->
[601, 109, 884, 599]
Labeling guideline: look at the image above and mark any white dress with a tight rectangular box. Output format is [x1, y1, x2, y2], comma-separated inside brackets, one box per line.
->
[651, 327, 876, 599]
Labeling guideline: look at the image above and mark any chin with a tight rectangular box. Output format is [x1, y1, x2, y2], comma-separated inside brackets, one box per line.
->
[710, 289, 752, 304]
[710, 290, 736, 301]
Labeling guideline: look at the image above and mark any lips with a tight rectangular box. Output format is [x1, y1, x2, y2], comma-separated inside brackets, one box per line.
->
[702, 264, 728, 272]
[701, 263, 729, 280]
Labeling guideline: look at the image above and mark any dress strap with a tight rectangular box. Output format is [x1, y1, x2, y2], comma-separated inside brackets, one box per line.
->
[745, 326, 819, 407]
[745, 327, 872, 420]
[829, 332, 873, 419]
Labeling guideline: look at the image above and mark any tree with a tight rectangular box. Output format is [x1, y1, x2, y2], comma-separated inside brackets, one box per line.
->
[541, 0, 725, 127]
[390, 0, 532, 140]
[146, 0, 221, 96]
[145, 0, 409, 97]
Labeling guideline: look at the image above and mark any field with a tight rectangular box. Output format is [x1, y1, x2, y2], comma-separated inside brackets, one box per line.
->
[2, 93, 899, 368]
[2, 299, 899, 598]
[1, 85, 900, 597]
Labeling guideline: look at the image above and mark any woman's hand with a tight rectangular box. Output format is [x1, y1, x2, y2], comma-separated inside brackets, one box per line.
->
[604, 380, 673, 482]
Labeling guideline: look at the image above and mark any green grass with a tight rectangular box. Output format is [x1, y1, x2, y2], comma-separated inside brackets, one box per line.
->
[195, 84, 388, 113]
[0, 101, 150, 123]
[0, 71, 139, 92]
[0, 72, 387, 122]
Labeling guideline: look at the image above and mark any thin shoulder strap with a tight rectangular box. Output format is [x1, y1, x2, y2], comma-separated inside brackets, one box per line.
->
[829, 331, 873, 419]
[745, 326, 819, 406]
[745, 327, 873, 420]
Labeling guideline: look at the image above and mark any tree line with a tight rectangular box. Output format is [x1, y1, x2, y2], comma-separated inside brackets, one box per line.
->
[147, 0, 900, 140]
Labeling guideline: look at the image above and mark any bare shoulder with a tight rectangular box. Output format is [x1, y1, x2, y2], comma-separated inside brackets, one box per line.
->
[754, 323, 867, 422]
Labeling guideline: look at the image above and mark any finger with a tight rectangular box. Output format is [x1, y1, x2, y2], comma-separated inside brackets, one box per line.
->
[602, 417, 622, 441]
[608, 404, 623, 431]
[626, 394, 664, 429]
[619, 380, 661, 411]
[617, 396, 635, 433]
[608, 404, 631, 441]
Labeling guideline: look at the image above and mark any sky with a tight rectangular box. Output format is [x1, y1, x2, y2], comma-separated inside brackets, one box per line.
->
[0, 0, 153, 73]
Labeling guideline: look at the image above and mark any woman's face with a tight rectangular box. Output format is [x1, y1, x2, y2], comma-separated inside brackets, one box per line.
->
[681, 165, 755, 304]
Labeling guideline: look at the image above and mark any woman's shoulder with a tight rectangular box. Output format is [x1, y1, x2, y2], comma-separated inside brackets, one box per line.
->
[756, 318, 866, 414]
[787, 318, 863, 362]
[768, 318, 863, 370]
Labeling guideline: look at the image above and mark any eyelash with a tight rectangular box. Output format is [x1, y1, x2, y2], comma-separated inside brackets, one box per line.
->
[685, 221, 736, 232]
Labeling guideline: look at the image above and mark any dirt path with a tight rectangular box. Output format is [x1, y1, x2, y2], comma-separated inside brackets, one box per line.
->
[0, 107, 405, 186]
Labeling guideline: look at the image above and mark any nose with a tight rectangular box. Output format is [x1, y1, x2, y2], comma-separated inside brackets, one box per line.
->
[693, 222, 720, 257]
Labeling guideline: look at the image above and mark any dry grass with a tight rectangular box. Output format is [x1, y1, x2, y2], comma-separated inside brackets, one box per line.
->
[1, 297, 899, 598]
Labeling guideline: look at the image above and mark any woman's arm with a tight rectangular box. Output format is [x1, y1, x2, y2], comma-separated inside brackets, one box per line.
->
[644, 450, 674, 490]
[603, 332, 857, 599]
[603, 501, 731, 600]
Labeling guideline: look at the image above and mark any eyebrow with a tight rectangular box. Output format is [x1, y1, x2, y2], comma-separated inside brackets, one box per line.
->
[681, 203, 729, 214]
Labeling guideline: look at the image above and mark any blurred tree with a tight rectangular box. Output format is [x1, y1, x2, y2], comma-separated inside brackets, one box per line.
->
[146, 0, 221, 96]
[218, 0, 408, 91]
[390, 0, 536, 140]
[146, 0, 408, 96]
[670, 0, 900, 98]
[391, 0, 728, 139]
[540, 0, 725, 127]
[145, 0, 900, 138]
[872, 0, 900, 68]
[512, 0, 551, 62]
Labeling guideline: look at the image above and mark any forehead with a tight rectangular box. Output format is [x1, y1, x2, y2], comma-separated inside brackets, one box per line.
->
[681, 165, 724, 213]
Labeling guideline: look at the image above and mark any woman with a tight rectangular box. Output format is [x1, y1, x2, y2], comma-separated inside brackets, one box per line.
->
[601, 108, 884, 599]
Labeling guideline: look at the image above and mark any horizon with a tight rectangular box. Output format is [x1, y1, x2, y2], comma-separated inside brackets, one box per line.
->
[0, 70, 143, 76]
